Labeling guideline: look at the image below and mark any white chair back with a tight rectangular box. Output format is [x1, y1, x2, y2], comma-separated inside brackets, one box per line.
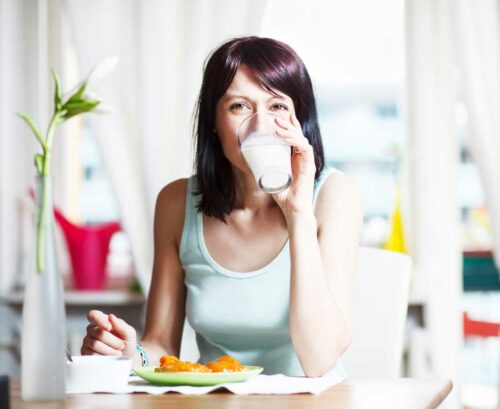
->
[342, 247, 412, 378]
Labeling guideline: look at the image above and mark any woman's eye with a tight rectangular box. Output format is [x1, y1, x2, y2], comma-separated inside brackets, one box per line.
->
[230, 103, 250, 111]
[271, 103, 289, 111]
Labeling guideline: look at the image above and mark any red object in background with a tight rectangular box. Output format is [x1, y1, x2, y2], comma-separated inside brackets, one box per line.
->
[463, 312, 500, 338]
[29, 189, 121, 290]
[54, 208, 121, 290]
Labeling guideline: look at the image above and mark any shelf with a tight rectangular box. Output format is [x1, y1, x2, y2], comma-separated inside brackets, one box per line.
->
[1, 289, 145, 306]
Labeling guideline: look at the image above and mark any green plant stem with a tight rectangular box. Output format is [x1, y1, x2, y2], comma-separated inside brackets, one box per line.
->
[36, 111, 61, 273]
[36, 175, 50, 273]
[42, 111, 61, 175]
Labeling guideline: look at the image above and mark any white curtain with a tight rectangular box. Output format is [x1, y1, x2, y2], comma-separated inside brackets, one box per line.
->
[63, 0, 269, 295]
[0, 0, 72, 373]
[405, 0, 462, 407]
[0, 0, 66, 296]
[0, 0, 28, 296]
[454, 0, 500, 272]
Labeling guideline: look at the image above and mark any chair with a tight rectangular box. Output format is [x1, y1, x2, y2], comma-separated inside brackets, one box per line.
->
[342, 247, 412, 378]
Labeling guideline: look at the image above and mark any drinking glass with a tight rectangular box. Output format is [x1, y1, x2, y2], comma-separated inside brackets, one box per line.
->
[237, 112, 292, 193]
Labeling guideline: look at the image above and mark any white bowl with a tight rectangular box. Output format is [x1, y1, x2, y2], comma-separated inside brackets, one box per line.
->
[66, 355, 132, 393]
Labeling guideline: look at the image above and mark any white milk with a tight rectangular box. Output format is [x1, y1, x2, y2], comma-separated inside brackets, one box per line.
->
[241, 133, 291, 192]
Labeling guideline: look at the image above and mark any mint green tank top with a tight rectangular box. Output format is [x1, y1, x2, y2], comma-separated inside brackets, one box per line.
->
[179, 168, 346, 378]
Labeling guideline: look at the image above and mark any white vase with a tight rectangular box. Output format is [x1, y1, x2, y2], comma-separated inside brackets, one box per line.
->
[21, 175, 66, 401]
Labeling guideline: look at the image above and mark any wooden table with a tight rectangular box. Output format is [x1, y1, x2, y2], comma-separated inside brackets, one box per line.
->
[10, 378, 452, 409]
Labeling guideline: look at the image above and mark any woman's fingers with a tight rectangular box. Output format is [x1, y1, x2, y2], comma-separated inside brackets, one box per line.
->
[82, 310, 137, 358]
[87, 310, 135, 341]
[81, 346, 99, 355]
[275, 128, 311, 153]
[274, 116, 290, 130]
[109, 314, 136, 342]
[87, 309, 111, 331]
[86, 325, 125, 350]
[274, 114, 302, 132]
[82, 337, 123, 356]
[274, 113, 309, 153]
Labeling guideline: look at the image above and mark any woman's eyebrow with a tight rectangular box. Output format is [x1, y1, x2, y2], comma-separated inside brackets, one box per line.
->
[223, 94, 285, 102]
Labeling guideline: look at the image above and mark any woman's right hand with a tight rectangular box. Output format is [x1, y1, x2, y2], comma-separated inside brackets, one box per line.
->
[81, 310, 137, 358]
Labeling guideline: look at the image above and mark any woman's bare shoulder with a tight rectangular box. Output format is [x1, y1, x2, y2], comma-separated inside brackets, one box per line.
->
[154, 178, 191, 242]
[315, 171, 363, 222]
[321, 171, 360, 195]
[157, 178, 190, 207]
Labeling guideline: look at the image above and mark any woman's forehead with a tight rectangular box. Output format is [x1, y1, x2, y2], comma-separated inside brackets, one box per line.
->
[224, 66, 289, 101]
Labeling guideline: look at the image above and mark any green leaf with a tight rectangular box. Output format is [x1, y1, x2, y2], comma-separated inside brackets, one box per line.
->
[63, 99, 99, 110]
[51, 69, 62, 112]
[61, 99, 101, 120]
[16, 112, 45, 149]
[34, 153, 44, 174]
[66, 81, 88, 104]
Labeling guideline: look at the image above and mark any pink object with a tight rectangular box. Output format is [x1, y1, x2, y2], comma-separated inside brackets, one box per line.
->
[28, 188, 121, 290]
[54, 209, 121, 290]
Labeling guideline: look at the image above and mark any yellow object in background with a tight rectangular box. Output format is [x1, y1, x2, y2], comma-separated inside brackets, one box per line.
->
[384, 186, 407, 254]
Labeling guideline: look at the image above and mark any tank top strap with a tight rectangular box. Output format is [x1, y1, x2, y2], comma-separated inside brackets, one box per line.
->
[313, 167, 341, 208]
[179, 176, 198, 259]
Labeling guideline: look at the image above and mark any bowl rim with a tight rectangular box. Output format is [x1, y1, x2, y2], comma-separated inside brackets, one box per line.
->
[68, 355, 131, 365]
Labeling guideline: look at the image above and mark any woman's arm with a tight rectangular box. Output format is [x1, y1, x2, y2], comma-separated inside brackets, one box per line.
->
[287, 172, 362, 377]
[273, 114, 363, 377]
[138, 179, 189, 366]
[81, 179, 188, 367]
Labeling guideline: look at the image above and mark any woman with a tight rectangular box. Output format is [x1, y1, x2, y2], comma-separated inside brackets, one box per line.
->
[81, 36, 363, 378]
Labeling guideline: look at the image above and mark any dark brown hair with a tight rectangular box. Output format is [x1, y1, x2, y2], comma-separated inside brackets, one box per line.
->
[194, 36, 325, 221]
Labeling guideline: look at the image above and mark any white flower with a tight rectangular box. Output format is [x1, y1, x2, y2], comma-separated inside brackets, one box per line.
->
[86, 56, 119, 87]
[63, 56, 119, 101]
[61, 56, 119, 121]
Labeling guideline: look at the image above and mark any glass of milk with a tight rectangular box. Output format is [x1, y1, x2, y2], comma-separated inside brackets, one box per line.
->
[237, 112, 292, 193]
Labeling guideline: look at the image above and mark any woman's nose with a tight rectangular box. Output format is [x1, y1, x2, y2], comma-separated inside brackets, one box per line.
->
[253, 113, 267, 133]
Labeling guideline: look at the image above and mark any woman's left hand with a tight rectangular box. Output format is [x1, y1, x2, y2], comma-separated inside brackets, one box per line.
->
[272, 113, 316, 218]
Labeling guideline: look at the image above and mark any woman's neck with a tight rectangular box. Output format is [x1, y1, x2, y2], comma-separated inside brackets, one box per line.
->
[232, 167, 277, 212]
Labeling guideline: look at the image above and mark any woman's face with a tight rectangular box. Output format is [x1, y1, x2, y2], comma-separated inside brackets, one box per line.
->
[214, 64, 296, 174]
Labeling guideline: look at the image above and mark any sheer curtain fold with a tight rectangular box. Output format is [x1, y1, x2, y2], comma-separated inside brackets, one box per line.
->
[405, 0, 462, 407]
[403, 0, 500, 406]
[454, 0, 500, 271]
[0, 0, 56, 296]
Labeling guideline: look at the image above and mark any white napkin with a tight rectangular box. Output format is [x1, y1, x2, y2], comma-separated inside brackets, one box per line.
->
[68, 372, 345, 396]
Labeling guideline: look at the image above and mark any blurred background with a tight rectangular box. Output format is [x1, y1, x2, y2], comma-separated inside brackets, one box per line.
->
[1, 0, 500, 408]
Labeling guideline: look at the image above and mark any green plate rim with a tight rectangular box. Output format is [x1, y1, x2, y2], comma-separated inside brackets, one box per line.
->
[133, 365, 264, 386]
